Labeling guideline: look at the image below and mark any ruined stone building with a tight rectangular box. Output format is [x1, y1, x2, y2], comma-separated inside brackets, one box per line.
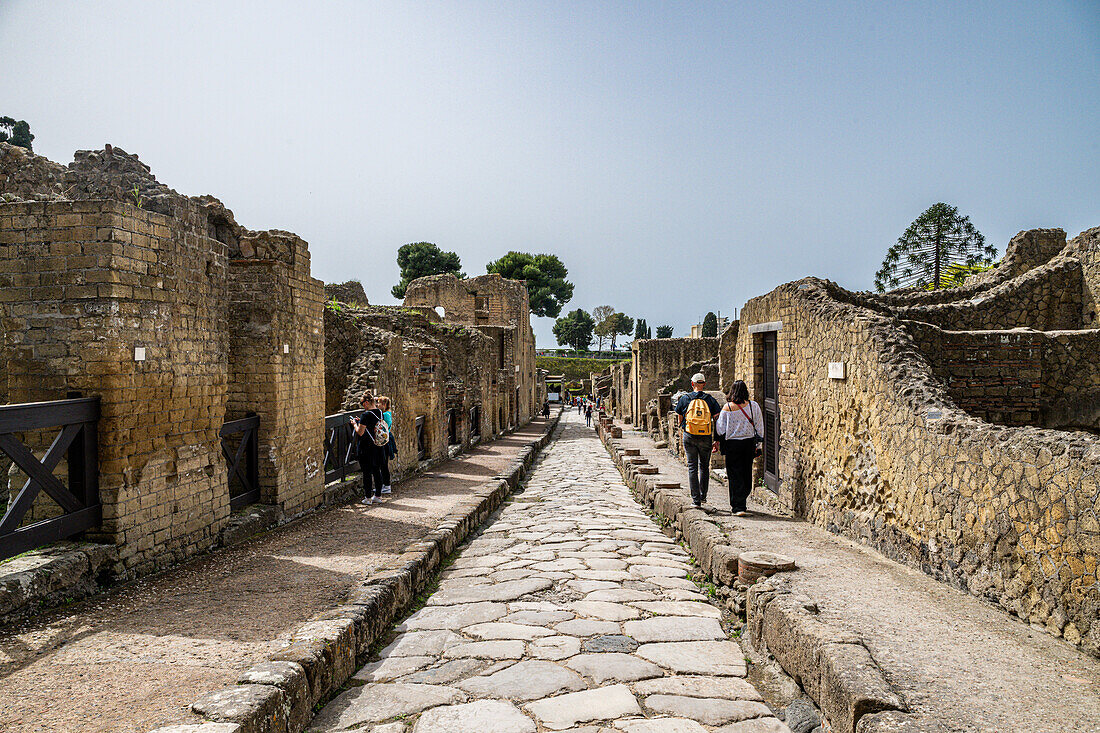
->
[691, 227, 1098, 656]
[0, 142, 324, 578]
[597, 225, 1100, 656]
[402, 272, 539, 431]
[0, 143, 541, 591]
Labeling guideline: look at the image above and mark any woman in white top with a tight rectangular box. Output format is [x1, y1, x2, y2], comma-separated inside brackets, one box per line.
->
[716, 380, 764, 516]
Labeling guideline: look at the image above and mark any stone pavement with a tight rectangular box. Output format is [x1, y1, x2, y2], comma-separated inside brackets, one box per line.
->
[613, 425, 1100, 733]
[0, 418, 555, 733]
[310, 411, 785, 733]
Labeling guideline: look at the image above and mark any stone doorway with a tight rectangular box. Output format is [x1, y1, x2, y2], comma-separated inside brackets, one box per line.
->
[761, 331, 780, 492]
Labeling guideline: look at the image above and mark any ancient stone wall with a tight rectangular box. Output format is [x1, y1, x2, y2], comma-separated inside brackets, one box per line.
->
[630, 336, 719, 430]
[227, 231, 325, 516]
[0, 144, 326, 579]
[906, 323, 1044, 426]
[403, 272, 538, 427]
[1, 199, 232, 576]
[610, 360, 632, 423]
[323, 304, 496, 479]
[727, 228, 1100, 655]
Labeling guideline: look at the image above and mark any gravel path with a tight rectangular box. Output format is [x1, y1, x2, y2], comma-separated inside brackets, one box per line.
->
[614, 425, 1100, 733]
[0, 418, 554, 733]
[309, 411, 785, 733]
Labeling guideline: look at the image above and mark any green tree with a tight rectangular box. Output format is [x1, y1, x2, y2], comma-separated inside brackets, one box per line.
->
[487, 252, 573, 318]
[608, 312, 634, 351]
[655, 325, 674, 338]
[701, 312, 718, 337]
[875, 203, 996, 292]
[634, 318, 649, 340]
[391, 242, 464, 298]
[591, 305, 615, 351]
[553, 308, 595, 352]
[0, 117, 34, 151]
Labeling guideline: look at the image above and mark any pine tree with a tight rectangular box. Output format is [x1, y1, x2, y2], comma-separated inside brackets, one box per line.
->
[875, 203, 996, 292]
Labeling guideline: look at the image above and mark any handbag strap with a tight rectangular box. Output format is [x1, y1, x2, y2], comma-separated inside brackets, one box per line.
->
[736, 403, 760, 438]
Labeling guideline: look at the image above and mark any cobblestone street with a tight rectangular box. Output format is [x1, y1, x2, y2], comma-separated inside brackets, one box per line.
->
[310, 412, 780, 732]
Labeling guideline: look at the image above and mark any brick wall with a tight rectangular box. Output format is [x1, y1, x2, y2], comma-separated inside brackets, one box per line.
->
[1, 199, 231, 577]
[631, 336, 719, 428]
[908, 324, 1044, 426]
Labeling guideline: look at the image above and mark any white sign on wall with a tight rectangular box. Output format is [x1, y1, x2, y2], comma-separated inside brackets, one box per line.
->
[827, 361, 846, 380]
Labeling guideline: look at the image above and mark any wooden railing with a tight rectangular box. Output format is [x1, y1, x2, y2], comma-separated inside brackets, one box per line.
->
[323, 410, 364, 483]
[0, 397, 100, 561]
[220, 414, 260, 509]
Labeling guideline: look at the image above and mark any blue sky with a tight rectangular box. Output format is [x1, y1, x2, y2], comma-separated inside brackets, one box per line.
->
[2, 1, 1098, 345]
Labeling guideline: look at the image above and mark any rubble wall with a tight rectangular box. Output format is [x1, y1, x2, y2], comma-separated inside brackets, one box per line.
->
[729, 229, 1100, 655]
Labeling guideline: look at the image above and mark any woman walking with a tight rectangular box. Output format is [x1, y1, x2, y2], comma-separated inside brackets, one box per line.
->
[716, 380, 764, 517]
[350, 391, 387, 505]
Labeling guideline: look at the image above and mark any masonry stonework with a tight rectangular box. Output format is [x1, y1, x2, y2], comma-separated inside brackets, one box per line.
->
[725, 226, 1100, 655]
[0, 143, 325, 578]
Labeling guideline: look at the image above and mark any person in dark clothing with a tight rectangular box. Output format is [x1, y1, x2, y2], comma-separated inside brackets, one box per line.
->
[674, 373, 722, 508]
[584, 403, 593, 426]
[543, 401, 550, 418]
[351, 391, 387, 505]
[716, 380, 764, 516]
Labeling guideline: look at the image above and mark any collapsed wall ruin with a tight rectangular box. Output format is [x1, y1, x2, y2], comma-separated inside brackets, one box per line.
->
[723, 226, 1100, 655]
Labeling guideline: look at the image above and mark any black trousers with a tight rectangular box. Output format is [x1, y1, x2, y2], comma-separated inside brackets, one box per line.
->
[724, 438, 758, 512]
[380, 458, 391, 487]
[360, 453, 385, 498]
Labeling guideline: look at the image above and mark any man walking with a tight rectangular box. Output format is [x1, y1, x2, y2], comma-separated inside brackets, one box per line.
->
[675, 372, 721, 509]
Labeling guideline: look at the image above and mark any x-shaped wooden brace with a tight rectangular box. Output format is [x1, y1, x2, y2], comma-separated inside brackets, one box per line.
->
[0, 424, 84, 534]
[221, 431, 256, 495]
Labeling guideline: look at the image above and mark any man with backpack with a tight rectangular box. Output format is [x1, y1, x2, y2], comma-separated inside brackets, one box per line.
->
[674, 373, 721, 509]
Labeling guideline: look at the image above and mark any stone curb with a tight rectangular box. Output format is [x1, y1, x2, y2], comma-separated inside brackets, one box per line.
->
[0, 541, 117, 623]
[151, 409, 563, 733]
[596, 418, 919, 733]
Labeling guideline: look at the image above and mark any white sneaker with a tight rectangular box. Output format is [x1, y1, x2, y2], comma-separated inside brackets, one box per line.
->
[376, 494, 385, 503]
[362, 495, 373, 505]
[381, 485, 392, 494]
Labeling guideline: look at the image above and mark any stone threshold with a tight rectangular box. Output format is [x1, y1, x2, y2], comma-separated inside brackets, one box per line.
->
[148, 408, 563, 733]
[596, 416, 928, 733]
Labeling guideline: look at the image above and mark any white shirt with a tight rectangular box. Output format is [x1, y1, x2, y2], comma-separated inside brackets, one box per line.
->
[716, 401, 764, 441]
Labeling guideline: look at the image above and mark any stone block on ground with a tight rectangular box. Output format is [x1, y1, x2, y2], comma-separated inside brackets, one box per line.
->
[191, 684, 287, 733]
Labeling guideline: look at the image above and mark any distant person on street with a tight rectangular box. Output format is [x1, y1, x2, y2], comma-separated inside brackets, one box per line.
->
[350, 391, 388, 505]
[585, 403, 593, 426]
[543, 401, 550, 418]
[377, 395, 395, 495]
[674, 372, 721, 509]
[716, 380, 763, 516]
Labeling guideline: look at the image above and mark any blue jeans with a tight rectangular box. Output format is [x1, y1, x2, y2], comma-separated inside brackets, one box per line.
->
[683, 433, 713, 504]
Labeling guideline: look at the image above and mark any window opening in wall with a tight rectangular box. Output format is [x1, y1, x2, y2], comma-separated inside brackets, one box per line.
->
[469, 405, 481, 439]
[415, 415, 426, 461]
[447, 408, 458, 445]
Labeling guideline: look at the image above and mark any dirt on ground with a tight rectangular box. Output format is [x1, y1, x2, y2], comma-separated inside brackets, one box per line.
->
[616, 426, 1100, 733]
[0, 419, 552, 733]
